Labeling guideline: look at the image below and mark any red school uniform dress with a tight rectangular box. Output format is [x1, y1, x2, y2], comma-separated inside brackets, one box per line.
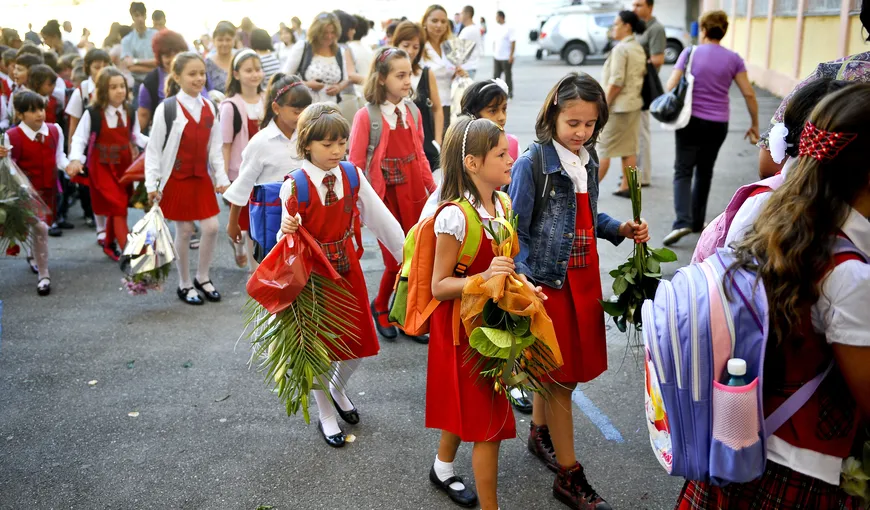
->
[425, 201, 517, 442]
[160, 98, 220, 222]
[291, 166, 380, 360]
[7, 124, 61, 225]
[87, 107, 134, 216]
[541, 191, 608, 384]
[235, 117, 261, 232]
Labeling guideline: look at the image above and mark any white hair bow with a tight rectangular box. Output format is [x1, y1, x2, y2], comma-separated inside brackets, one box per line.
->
[768, 122, 791, 164]
[481, 77, 509, 95]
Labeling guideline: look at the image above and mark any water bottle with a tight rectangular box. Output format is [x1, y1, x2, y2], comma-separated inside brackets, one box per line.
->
[726, 358, 748, 387]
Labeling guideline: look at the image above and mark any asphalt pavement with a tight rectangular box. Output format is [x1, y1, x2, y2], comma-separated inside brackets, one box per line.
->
[0, 56, 780, 510]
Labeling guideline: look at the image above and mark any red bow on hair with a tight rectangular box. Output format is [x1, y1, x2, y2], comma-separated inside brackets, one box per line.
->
[798, 121, 858, 162]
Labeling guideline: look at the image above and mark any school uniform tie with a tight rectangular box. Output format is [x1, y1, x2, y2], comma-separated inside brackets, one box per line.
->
[323, 173, 339, 206]
[116, 110, 124, 128]
[36, 133, 44, 143]
[395, 106, 405, 129]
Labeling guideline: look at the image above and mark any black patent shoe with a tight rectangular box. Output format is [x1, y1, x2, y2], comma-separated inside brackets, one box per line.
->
[331, 394, 360, 425]
[429, 465, 478, 508]
[510, 387, 533, 414]
[194, 278, 221, 302]
[177, 287, 204, 305]
[401, 331, 429, 344]
[48, 224, 63, 237]
[56, 219, 75, 229]
[37, 277, 51, 296]
[317, 421, 346, 448]
[371, 301, 398, 340]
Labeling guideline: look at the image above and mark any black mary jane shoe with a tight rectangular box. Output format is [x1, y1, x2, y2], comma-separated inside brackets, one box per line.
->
[177, 287, 204, 306]
[331, 394, 360, 425]
[48, 224, 63, 237]
[402, 331, 429, 345]
[56, 218, 75, 229]
[510, 388, 534, 414]
[194, 278, 221, 302]
[26, 256, 38, 274]
[429, 466, 478, 508]
[317, 422, 346, 448]
[37, 277, 51, 297]
[370, 301, 398, 340]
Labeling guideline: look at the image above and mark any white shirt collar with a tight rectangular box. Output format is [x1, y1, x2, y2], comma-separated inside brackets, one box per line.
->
[19, 121, 49, 141]
[380, 100, 404, 117]
[842, 208, 870, 256]
[553, 140, 590, 170]
[302, 159, 341, 188]
[463, 191, 505, 220]
[177, 90, 202, 112]
[263, 119, 295, 142]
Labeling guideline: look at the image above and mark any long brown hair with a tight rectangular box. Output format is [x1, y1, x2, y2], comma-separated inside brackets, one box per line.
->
[363, 47, 410, 105]
[421, 5, 450, 50]
[536, 72, 608, 147]
[440, 115, 503, 207]
[391, 21, 424, 73]
[164, 51, 204, 98]
[731, 84, 870, 343]
[93, 67, 129, 110]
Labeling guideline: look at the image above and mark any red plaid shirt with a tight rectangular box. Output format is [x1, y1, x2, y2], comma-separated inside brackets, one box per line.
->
[567, 227, 595, 269]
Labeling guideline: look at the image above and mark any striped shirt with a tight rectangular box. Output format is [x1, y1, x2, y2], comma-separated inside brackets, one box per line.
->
[259, 53, 282, 88]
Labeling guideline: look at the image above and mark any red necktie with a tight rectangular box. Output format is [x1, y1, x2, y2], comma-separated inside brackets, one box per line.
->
[323, 173, 339, 206]
[116, 110, 124, 128]
[395, 107, 405, 129]
[36, 133, 44, 143]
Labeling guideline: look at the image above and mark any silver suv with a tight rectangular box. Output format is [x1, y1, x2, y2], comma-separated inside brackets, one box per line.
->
[531, 6, 692, 66]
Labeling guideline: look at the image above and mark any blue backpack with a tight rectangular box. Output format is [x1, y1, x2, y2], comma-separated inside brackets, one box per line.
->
[248, 162, 360, 256]
[641, 238, 867, 486]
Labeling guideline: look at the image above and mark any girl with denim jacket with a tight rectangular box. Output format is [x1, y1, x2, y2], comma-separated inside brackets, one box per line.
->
[507, 72, 650, 510]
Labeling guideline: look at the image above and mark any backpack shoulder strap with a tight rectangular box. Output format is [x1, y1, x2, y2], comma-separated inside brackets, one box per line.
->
[452, 199, 484, 275]
[339, 161, 360, 194]
[288, 168, 309, 205]
[365, 103, 381, 171]
[339, 160, 364, 257]
[86, 105, 102, 139]
[127, 104, 136, 136]
[298, 43, 313, 77]
[230, 101, 242, 138]
[404, 98, 420, 127]
[161, 97, 178, 150]
[495, 190, 512, 214]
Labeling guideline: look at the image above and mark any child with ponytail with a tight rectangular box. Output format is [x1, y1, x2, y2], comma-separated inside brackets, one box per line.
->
[219, 49, 264, 268]
[144, 52, 230, 306]
[677, 83, 870, 510]
[348, 46, 436, 341]
[224, 73, 312, 266]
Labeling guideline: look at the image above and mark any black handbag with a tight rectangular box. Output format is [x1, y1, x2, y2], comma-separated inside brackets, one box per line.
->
[641, 49, 664, 111]
[650, 46, 695, 124]
[414, 67, 440, 170]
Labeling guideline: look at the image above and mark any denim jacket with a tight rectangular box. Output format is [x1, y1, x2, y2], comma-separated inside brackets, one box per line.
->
[508, 141, 624, 289]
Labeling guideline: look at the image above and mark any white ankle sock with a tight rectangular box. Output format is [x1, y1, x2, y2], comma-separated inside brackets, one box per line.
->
[434, 455, 465, 491]
[313, 389, 342, 436]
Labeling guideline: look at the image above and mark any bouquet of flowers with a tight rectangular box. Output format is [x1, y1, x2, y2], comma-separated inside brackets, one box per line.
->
[0, 156, 50, 257]
[460, 211, 563, 402]
[600, 167, 676, 342]
[244, 198, 360, 423]
[443, 37, 477, 125]
[119, 205, 176, 295]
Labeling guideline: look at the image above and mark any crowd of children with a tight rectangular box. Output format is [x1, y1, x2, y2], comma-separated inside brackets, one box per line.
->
[2, 7, 869, 510]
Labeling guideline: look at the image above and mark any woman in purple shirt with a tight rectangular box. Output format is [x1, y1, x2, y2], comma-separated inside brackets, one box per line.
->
[661, 11, 759, 247]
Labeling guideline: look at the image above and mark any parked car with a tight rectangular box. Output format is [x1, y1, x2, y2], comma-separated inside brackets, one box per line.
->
[530, 6, 692, 66]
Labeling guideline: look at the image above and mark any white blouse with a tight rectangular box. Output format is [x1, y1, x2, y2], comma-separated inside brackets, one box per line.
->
[223, 120, 302, 206]
[379, 100, 408, 130]
[553, 141, 590, 193]
[422, 42, 455, 110]
[433, 191, 507, 242]
[277, 159, 405, 262]
[64, 78, 96, 119]
[68, 105, 150, 163]
[281, 41, 347, 104]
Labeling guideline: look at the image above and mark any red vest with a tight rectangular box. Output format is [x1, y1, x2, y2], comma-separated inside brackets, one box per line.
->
[172, 99, 213, 179]
[765, 250, 865, 458]
[7, 124, 60, 189]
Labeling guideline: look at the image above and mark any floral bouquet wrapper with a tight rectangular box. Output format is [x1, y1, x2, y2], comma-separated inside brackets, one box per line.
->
[0, 156, 50, 256]
[119, 205, 177, 295]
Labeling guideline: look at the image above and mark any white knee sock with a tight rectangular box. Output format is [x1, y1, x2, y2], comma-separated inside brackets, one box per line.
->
[195, 215, 219, 289]
[95, 214, 107, 234]
[313, 386, 341, 436]
[174, 221, 194, 290]
[33, 222, 50, 279]
[434, 455, 466, 491]
[329, 359, 360, 412]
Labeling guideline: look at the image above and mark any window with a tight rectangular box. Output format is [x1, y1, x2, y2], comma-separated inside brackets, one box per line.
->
[594, 15, 616, 28]
[735, 0, 748, 16]
[753, 0, 770, 16]
[775, 0, 799, 15]
[806, 0, 842, 13]
[850, 0, 861, 11]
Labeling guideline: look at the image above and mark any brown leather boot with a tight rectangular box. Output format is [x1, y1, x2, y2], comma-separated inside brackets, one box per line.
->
[527, 421, 558, 472]
[553, 462, 611, 510]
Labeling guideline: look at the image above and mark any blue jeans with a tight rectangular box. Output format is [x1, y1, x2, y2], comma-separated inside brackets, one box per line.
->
[672, 116, 729, 231]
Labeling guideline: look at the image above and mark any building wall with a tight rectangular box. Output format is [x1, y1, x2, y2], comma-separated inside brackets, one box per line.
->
[748, 18, 769, 67]
[849, 16, 868, 55]
[799, 16, 847, 77]
[769, 18, 797, 78]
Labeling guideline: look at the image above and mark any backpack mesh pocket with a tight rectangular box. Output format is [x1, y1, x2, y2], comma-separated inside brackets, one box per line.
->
[712, 379, 761, 450]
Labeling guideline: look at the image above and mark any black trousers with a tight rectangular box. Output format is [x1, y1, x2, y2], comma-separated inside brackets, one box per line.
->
[672, 116, 729, 231]
[493, 59, 513, 98]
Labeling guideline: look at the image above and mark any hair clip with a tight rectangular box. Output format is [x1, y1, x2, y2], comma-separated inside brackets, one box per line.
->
[552, 74, 573, 106]
[480, 78, 509, 95]
[798, 121, 857, 162]
[377, 48, 396, 63]
[232, 49, 258, 69]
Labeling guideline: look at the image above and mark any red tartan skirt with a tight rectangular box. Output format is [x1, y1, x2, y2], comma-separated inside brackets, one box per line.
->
[676, 461, 856, 510]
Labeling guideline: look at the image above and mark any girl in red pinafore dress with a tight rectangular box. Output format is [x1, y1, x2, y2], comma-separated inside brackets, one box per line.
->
[348, 47, 437, 342]
[426, 117, 532, 510]
[278, 103, 405, 449]
[219, 49, 264, 269]
[144, 52, 231, 306]
[67, 68, 148, 261]
[507, 74, 650, 510]
[27, 65, 61, 125]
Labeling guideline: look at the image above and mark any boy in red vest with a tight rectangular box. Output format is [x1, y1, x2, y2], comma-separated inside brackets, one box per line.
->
[0, 90, 70, 296]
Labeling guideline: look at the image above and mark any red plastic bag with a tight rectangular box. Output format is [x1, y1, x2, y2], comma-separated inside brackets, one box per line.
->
[119, 153, 146, 186]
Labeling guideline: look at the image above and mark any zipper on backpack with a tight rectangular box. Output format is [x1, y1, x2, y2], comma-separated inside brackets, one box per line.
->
[685, 267, 701, 402]
[663, 281, 683, 390]
[643, 301, 666, 384]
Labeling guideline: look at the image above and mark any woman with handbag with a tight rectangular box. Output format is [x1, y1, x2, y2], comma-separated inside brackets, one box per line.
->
[661, 10, 759, 246]
[596, 11, 647, 197]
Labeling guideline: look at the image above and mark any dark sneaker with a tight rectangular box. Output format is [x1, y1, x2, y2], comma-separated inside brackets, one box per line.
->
[662, 227, 692, 246]
[528, 421, 558, 472]
[553, 462, 611, 510]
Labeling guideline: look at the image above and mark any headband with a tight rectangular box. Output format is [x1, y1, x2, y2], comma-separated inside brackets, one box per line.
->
[377, 47, 397, 63]
[274, 82, 303, 102]
[798, 121, 858, 162]
[480, 78, 509, 95]
[232, 49, 258, 69]
[462, 119, 476, 162]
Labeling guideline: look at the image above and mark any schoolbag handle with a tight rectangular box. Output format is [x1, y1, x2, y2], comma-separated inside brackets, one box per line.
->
[764, 361, 833, 437]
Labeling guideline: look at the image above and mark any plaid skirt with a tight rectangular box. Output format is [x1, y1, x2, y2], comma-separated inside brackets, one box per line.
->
[676, 461, 856, 510]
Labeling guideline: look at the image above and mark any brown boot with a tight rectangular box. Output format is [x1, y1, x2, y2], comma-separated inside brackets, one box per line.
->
[527, 421, 558, 472]
[553, 462, 611, 510]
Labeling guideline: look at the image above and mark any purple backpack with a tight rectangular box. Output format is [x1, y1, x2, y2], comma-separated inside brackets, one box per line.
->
[691, 173, 784, 264]
[642, 238, 866, 485]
